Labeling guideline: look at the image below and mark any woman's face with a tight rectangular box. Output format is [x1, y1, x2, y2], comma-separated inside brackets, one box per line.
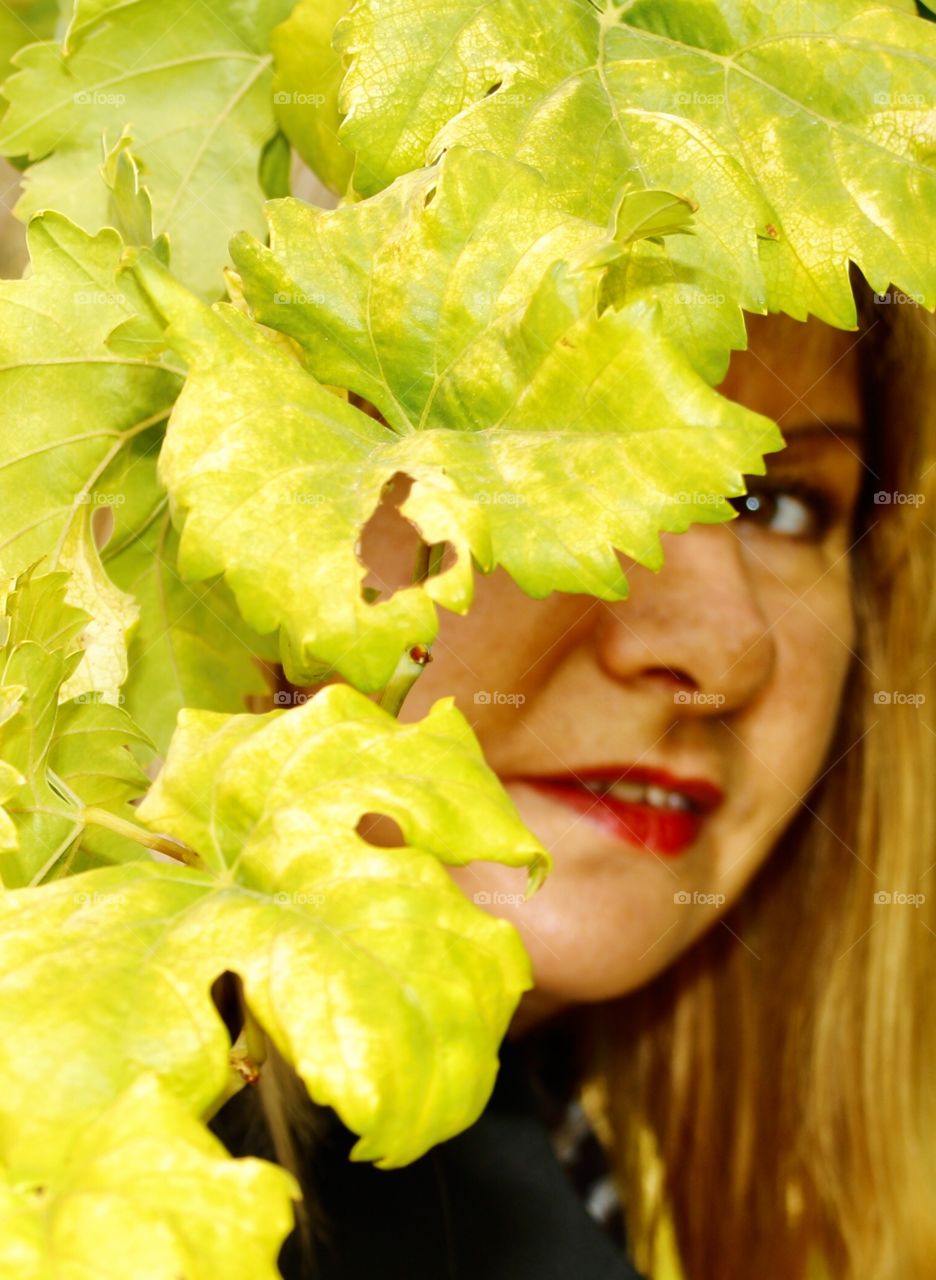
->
[361, 314, 866, 1030]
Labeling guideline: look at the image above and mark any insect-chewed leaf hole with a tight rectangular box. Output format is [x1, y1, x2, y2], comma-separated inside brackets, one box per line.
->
[356, 811, 406, 848]
[92, 503, 115, 550]
[357, 470, 456, 604]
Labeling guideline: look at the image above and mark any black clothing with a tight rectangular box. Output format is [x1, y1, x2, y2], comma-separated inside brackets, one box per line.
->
[211, 1031, 646, 1280]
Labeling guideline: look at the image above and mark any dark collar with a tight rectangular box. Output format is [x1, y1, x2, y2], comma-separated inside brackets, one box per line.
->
[285, 1034, 647, 1280]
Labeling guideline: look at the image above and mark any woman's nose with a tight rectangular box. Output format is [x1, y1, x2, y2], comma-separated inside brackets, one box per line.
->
[591, 522, 776, 715]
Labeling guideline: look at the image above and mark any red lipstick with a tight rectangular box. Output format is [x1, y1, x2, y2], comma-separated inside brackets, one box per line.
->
[504, 765, 724, 857]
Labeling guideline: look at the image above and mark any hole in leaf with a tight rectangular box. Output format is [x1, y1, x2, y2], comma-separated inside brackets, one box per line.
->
[210, 970, 243, 1044]
[357, 471, 433, 605]
[356, 812, 406, 847]
[348, 391, 389, 425]
[91, 503, 114, 550]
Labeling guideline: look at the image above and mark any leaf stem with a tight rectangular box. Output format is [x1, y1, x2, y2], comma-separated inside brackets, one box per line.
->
[411, 540, 447, 584]
[82, 806, 205, 869]
[375, 540, 445, 718]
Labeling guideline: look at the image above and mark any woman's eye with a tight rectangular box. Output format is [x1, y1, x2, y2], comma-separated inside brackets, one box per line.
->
[728, 484, 831, 540]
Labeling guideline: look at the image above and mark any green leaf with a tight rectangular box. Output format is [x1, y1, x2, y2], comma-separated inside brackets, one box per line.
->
[104, 466, 278, 759]
[0, 0, 296, 299]
[613, 186, 698, 245]
[0, 566, 153, 886]
[56, 507, 140, 705]
[0, 211, 178, 722]
[0, 212, 274, 757]
[99, 129, 169, 260]
[0, 212, 180, 602]
[0, 684, 547, 1169]
[0, 1074, 298, 1280]
[46, 695, 154, 874]
[0, 761, 26, 853]
[0, 0, 57, 84]
[124, 148, 779, 690]
[236, 146, 741, 383]
[271, 0, 354, 194]
[336, 0, 936, 325]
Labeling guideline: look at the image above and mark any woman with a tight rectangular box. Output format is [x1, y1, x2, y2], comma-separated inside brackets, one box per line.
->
[215, 272, 936, 1280]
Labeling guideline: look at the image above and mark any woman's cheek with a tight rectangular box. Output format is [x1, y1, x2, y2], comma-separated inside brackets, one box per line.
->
[714, 561, 856, 895]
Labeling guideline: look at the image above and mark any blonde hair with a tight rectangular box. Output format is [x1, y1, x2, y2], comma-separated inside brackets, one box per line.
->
[583, 278, 936, 1279]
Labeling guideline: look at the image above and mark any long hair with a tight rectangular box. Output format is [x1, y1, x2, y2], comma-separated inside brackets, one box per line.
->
[583, 274, 936, 1279]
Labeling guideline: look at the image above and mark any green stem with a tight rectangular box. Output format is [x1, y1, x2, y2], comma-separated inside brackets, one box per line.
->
[376, 541, 446, 718]
[83, 806, 205, 869]
[376, 645, 432, 717]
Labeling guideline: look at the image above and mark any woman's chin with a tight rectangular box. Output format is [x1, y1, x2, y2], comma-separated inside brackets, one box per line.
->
[445, 857, 695, 1005]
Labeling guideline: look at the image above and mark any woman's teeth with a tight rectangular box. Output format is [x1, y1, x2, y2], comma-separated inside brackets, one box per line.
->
[581, 779, 694, 811]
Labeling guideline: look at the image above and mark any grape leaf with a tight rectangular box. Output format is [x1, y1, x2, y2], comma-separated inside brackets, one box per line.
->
[100, 443, 278, 759]
[0, 0, 295, 299]
[131, 150, 780, 689]
[0, 212, 279, 756]
[242, 143, 747, 384]
[56, 506, 140, 705]
[0, 212, 179, 680]
[0, 683, 548, 1170]
[0, 761, 25, 853]
[100, 129, 170, 260]
[0, 566, 153, 887]
[336, 0, 936, 326]
[0, 1074, 298, 1280]
[0, 0, 57, 83]
[232, 145, 744, 395]
[271, 0, 354, 194]
[108, 506, 279, 760]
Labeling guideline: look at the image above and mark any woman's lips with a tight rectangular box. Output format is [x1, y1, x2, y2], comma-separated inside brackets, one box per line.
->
[503, 766, 724, 858]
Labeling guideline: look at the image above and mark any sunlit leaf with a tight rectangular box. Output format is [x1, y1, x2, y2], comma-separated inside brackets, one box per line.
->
[0, 1074, 298, 1280]
[336, 0, 936, 325]
[0, 684, 548, 1169]
[0, 0, 295, 298]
